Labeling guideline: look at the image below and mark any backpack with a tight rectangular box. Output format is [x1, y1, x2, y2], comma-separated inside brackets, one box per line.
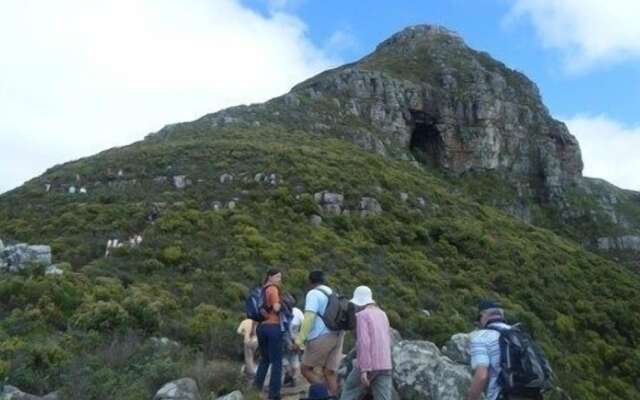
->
[245, 286, 267, 322]
[315, 287, 355, 331]
[279, 292, 296, 334]
[488, 324, 553, 398]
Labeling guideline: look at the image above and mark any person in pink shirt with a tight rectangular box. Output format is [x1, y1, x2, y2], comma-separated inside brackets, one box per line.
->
[340, 286, 392, 400]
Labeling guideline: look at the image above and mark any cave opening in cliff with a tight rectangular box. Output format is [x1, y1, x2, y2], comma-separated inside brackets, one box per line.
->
[409, 110, 444, 168]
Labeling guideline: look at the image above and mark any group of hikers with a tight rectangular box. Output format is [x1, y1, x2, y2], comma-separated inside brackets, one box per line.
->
[237, 269, 552, 400]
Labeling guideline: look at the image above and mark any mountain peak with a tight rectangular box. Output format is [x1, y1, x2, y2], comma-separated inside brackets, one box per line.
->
[376, 24, 464, 51]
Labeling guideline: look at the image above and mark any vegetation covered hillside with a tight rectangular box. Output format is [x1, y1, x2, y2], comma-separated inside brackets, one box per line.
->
[1, 125, 640, 399]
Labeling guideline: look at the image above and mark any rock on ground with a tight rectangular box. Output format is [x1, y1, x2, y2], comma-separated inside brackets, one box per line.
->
[0, 385, 59, 400]
[154, 378, 200, 400]
[393, 340, 472, 400]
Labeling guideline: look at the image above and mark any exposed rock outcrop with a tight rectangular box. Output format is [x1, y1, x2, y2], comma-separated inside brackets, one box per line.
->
[0, 242, 52, 272]
[0, 385, 59, 400]
[153, 378, 200, 400]
[393, 340, 472, 400]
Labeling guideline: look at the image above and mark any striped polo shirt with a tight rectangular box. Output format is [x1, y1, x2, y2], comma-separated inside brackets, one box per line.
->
[469, 322, 511, 400]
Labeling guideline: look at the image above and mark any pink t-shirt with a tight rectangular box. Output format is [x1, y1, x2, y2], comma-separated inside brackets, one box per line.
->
[356, 306, 392, 372]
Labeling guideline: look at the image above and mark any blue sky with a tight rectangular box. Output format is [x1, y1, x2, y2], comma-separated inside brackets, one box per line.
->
[244, 0, 639, 125]
[0, 0, 638, 193]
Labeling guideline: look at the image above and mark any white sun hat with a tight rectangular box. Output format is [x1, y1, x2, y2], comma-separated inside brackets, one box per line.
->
[350, 285, 375, 306]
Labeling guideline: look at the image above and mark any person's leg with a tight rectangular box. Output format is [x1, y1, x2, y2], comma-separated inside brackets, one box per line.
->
[245, 342, 258, 376]
[254, 325, 270, 389]
[323, 368, 338, 396]
[302, 364, 324, 385]
[266, 324, 283, 399]
[339, 368, 366, 400]
[301, 336, 331, 386]
[324, 333, 344, 396]
[370, 373, 392, 400]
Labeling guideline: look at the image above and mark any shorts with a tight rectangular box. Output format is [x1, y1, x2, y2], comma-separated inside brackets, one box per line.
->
[302, 332, 344, 371]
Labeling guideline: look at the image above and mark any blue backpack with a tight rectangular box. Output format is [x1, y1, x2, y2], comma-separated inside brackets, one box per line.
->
[245, 286, 267, 322]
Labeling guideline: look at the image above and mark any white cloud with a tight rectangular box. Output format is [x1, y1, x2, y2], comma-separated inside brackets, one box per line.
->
[564, 115, 640, 191]
[506, 0, 640, 71]
[0, 0, 338, 194]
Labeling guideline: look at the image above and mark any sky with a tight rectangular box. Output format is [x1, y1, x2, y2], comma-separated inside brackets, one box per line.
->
[0, 0, 638, 194]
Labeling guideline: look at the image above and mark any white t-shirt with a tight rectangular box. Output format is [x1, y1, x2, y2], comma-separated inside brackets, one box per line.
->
[304, 285, 332, 341]
[289, 307, 304, 338]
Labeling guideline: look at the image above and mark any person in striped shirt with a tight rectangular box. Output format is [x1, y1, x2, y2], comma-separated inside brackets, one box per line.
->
[467, 299, 511, 400]
[340, 286, 392, 400]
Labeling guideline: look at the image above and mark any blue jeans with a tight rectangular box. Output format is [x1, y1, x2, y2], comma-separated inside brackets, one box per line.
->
[255, 323, 283, 399]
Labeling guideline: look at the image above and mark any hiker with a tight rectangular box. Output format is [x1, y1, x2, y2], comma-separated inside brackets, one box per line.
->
[294, 270, 345, 398]
[340, 286, 392, 400]
[283, 297, 304, 387]
[254, 269, 285, 400]
[467, 300, 551, 400]
[237, 317, 258, 376]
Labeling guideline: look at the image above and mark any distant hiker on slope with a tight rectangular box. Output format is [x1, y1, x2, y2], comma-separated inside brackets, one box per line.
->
[340, 286, 392, 400]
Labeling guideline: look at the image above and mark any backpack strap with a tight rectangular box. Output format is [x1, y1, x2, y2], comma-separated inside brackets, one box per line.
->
[313, 286, 331, 298]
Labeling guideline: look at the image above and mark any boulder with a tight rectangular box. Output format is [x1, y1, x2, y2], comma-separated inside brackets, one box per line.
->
[154, 378, 200, 400]
[310, 215, 323, 226]
[220, 173, 234, 184]
[0, 385, 59, 399]
[314, 191, 345, 215]
[173, 176, 189, 189]
[314, 191, 344, 206]
[45, 264, 65, 276]
[400, 192, 409, 202]
[0, 244, 52, 273]
[359, 197, 383, 216]
[441, 333, 471, 365]
[393, 340, 472, 400]
[214, 391, 243, 400]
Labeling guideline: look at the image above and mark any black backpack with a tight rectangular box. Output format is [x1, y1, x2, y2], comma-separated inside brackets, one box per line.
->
[315, 287, 355, 331]
[488, 324, 553, 398]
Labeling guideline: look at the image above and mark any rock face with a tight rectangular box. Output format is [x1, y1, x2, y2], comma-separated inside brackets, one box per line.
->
[289, 25, 582, 201]
[0, 243, 52, 272]
[393, 340, 473, 400]
[153, 378, 200, 400]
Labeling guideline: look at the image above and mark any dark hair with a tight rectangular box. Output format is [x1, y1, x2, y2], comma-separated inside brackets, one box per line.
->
[308, 270, 325, 285]
[263, 268, 281, 285]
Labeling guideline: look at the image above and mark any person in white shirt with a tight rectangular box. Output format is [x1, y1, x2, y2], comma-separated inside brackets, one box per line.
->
[283, 302, 304, 387]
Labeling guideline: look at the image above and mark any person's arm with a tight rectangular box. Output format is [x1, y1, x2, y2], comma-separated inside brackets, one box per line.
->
[467, 335, 490, 400]
[467, 367, 489, 400]
[295, 311, 316, 346]
[356, 313, 373, 386]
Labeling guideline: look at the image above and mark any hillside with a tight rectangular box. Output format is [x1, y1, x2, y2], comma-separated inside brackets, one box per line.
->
[1, 25, 640, 399]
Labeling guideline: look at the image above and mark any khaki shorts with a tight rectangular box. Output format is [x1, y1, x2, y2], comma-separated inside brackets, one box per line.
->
[302, 332, 344, 371]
